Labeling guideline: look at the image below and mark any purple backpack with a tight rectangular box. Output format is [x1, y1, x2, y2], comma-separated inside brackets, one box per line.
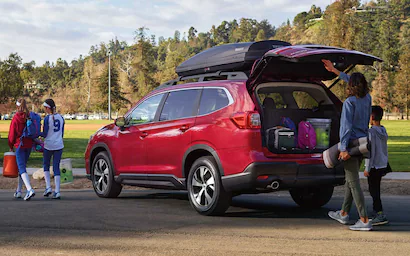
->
[297, 121, 316, 149]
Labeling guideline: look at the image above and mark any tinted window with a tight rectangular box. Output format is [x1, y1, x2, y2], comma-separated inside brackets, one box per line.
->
[293, 91, 318, 109]
[198, 88, 230, 115]
[128, 94, 163, 125]
[159, 89, 201, 121]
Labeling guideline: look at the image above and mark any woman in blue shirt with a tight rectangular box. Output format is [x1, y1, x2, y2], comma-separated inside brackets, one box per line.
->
[322, 59, 372, 231]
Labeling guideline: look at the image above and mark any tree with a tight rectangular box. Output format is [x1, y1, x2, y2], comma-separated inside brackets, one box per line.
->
[237, 18, 258, 42]
[98, 64, 129, 113]
[274, 20, 292, 42]
[255, 29, 266, 42]
[83, 58, 95, 112]
[132, 27, 157, 100]
[394, 23, 410, 119]
[0, 53, 24, 103]
[20, 61, 36, 84]
[188, 26, 197, 43]
[257, 19, 275, 39]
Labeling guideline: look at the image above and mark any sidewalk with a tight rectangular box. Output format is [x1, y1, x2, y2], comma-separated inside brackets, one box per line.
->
[1, 168, 410, 180]
[0, 168, 86, 177]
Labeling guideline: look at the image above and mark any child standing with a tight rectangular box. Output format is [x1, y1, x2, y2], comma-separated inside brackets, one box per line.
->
[41, 99, 65, 199]
[8, 99, 35, 201]
[364, 106, 391, 225]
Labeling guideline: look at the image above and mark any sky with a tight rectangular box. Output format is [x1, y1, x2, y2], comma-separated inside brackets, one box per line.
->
[0, 0, 333, 66]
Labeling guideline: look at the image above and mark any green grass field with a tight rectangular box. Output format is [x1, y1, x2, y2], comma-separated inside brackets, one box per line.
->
[0, 120, 409, 171]
[0, 120, 111, 168]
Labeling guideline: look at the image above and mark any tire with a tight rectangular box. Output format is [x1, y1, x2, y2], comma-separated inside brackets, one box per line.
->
[187, 156, 231, 216]
[289, 185, 334, 208]
[91, 152, 122, 198]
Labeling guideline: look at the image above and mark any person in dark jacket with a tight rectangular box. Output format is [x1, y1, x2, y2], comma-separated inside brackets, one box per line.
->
[323, 59, 372, 231]
[364, 106, 391, 225]
[8, 98, 35, 201]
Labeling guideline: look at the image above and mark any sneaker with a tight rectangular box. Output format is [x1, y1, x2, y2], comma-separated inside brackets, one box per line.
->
[43, 187, 52, 197]
[14, 191, 22, 199]
[328, 210, 349, 225]
[371, 213, 389, 226]
[349, 220, 373, 231]
[24, 189, 35, 201]
[52, 192, 61, 199]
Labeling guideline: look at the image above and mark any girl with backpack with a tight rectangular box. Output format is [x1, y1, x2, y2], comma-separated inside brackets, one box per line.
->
[41, 99, 65, 199]
[8, 99, 35, 201]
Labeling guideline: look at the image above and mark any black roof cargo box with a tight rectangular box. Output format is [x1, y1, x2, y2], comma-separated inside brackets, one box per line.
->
[176, 40, 291, 77]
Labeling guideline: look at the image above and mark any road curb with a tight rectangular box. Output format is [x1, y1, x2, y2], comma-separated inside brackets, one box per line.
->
[1, 168, 410, 180]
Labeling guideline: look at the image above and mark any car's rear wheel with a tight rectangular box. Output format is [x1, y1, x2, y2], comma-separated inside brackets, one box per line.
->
[91, 152, 122, 198]
[289, 185, 334, 208]
[187, 156, 231, 216]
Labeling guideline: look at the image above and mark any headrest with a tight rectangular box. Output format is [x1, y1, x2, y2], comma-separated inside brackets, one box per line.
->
[263, 97, 275, 109]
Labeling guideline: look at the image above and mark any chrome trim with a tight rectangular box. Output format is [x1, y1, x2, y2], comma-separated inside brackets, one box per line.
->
[221, 172, 251, 181]
[125, 86, 235, 126]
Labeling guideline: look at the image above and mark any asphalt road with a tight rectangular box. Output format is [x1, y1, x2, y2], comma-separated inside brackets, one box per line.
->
[1, 190, 410, 256]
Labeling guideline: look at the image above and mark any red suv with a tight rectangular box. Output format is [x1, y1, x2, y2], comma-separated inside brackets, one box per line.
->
[85, 44, 381, 215]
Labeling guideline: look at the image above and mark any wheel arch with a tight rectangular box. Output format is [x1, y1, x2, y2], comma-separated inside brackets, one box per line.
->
[90, 143, 115, 174]
[182, 144, 224, 178]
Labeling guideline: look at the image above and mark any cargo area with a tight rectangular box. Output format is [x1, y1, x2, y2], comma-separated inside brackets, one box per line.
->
[256, 82, 341, 154]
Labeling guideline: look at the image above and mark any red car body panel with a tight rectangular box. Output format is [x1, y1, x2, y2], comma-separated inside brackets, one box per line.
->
[85, 45, 382, 193]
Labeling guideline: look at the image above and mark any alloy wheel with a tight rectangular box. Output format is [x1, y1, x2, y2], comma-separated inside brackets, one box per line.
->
[190, 166, 216, 208]
[93, 159, 109, 194]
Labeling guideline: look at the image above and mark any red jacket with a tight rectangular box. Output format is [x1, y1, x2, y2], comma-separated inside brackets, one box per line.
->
[8, 112, 33, 149]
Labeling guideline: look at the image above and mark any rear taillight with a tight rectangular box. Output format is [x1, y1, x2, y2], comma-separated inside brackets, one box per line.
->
[248, 112, 261, 129]
[231, 111, 261, 129]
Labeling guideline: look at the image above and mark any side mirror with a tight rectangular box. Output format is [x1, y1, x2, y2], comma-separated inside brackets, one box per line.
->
[115, 117, 126, 128]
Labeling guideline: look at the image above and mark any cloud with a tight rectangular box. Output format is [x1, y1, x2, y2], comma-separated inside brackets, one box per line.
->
[0, 0, 331, 65]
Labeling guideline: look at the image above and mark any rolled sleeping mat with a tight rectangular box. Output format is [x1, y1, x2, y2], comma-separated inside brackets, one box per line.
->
[323, 137, 369, 169]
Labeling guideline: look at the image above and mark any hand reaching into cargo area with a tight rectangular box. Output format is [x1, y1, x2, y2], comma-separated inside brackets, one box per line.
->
[322, 59, 341, 76]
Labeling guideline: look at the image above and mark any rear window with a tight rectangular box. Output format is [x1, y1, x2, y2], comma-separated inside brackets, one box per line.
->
[159, 89, 201, 121]
[198, 88, 230, 115]
[293, 91, 318, 109]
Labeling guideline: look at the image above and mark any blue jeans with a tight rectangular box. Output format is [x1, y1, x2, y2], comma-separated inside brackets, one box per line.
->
[43, 149, 63, 176]
[16, 147, 31, 175]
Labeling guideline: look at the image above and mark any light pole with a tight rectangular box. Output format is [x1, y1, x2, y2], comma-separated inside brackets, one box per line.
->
[107, 50, 112, 121]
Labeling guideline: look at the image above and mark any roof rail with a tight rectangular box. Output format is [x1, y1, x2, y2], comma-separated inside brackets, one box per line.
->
[296, 45, 345, 51]
[155, 71, 248, 90]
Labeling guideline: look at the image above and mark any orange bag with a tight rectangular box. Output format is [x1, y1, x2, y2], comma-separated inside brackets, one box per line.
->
[3, 152, 19, 178]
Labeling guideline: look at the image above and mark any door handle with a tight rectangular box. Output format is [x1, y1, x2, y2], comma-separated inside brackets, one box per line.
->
[179, 125, 189, 132]
[140, 132, 148, 138]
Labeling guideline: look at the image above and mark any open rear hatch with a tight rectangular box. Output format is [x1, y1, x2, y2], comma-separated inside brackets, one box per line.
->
[246, 45, 382, 156]
[247, 45, 383, 92]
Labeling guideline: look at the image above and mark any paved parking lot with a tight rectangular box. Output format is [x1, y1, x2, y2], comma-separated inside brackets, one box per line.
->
[1, 190, 409, 255]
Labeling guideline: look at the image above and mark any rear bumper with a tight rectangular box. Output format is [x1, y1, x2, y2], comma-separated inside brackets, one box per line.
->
[221, 162, 344, 193]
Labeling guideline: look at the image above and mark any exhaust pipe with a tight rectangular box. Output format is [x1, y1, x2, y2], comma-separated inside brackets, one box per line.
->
[270, 181, 280, 190]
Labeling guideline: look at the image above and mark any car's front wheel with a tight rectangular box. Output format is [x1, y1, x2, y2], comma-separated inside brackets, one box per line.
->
[289, 185, 334, 208]
[187, 156, 231, 216]
[91, 152, 122, 198]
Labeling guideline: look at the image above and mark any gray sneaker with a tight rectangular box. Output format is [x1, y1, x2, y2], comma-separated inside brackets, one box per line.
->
[349, 220, 372, 231]
[328, 210, 349, 225]
[371, 213, 389, 226]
